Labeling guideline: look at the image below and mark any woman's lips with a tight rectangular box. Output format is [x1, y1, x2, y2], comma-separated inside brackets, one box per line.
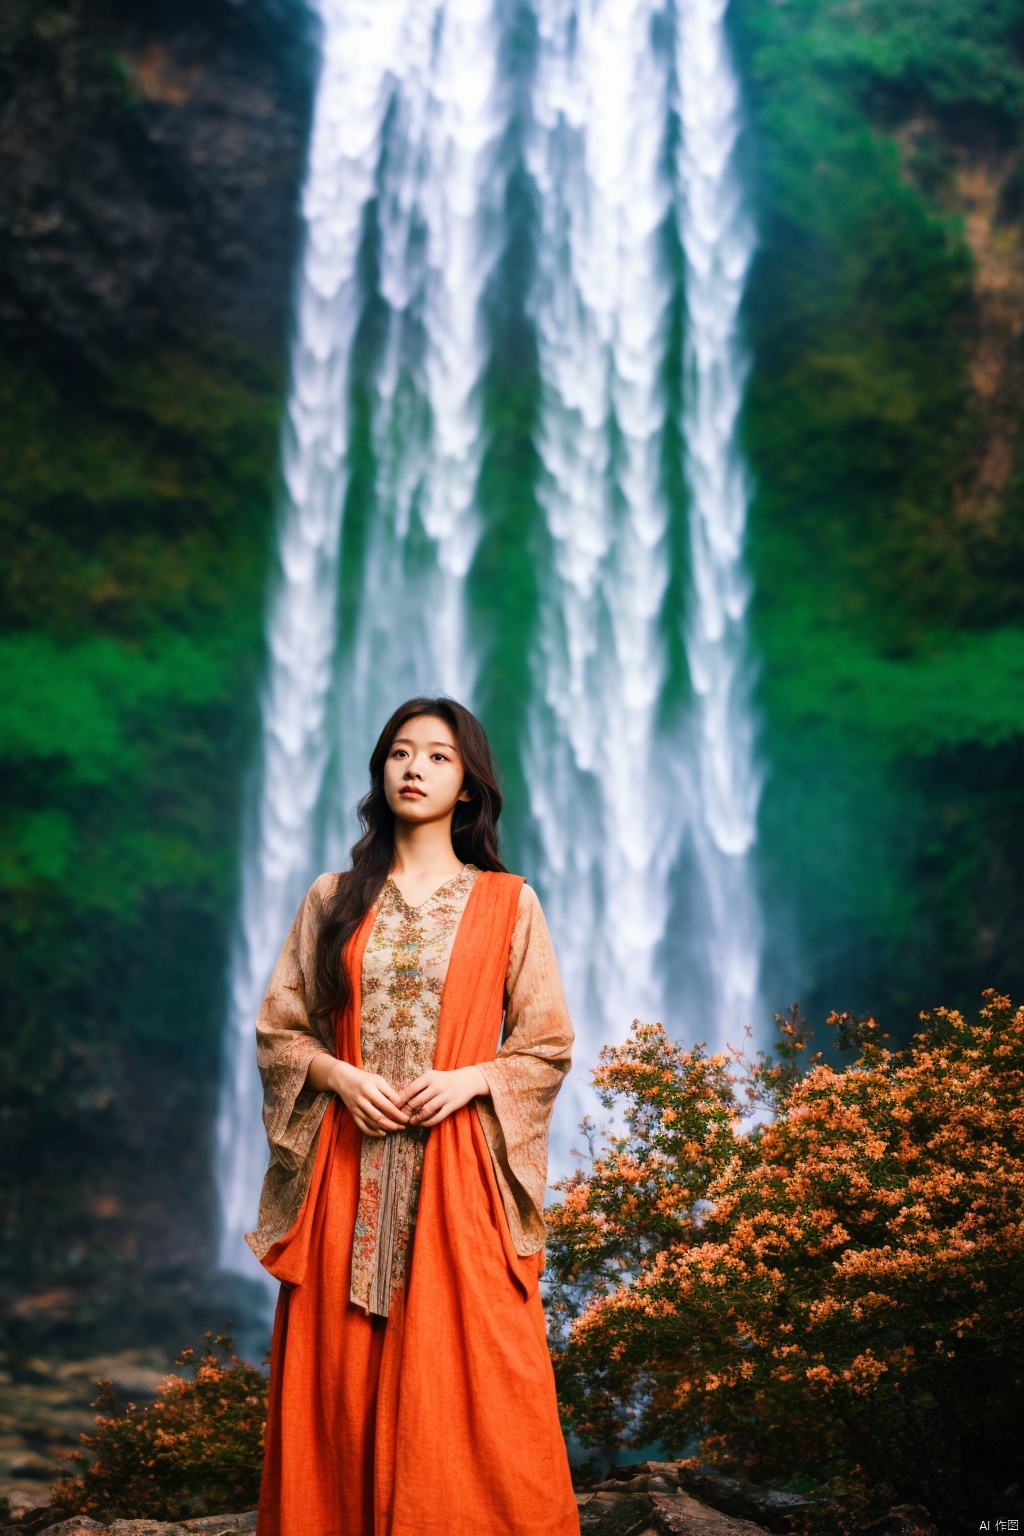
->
[399, 787, 425, 797]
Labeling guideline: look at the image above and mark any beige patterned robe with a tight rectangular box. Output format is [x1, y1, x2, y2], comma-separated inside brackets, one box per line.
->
[246, 869, 574, 1312]
[350, 867, 476, 1315]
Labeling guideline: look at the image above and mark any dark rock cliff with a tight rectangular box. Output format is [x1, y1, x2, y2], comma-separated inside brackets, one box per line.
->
[0, 0, 313, 361]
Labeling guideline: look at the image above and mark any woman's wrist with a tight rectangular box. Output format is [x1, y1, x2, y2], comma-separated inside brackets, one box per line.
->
[307, 1052, 359, 1097]
[465, 1064, 490, 1099]
[328, 1057, 360, 1096]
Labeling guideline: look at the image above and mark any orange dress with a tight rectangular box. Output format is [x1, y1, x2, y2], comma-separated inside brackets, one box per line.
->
[254, 871, 580, 1536]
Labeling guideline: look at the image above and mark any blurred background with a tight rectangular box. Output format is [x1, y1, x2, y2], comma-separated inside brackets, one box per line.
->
[2, 0, 1023, 1507]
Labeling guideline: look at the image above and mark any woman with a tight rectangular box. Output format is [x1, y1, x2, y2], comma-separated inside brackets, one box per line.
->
[248, 696, 580, 1536]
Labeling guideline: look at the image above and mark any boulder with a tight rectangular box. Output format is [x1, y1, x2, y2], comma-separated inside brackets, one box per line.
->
[594, 1476, 679, 1495]
[180, 1518, 258, 1534]
[576, 1487, 771, 1536]
[578, 1489, 657, 1535]
[652, 1492, 770, 1535]
[28, 1522, 105, 1536]
[0, 1518, 259, 1536]
[1, 1493, 50, 1520]
[674, 1464, 821, 1531]
[108, 1524, 188, 1535]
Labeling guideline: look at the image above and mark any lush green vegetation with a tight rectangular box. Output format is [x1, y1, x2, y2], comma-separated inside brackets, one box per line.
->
[734, 0, 1024, 1020]
[0, 344, 282, 1028]
[0, 341, 282, 1298]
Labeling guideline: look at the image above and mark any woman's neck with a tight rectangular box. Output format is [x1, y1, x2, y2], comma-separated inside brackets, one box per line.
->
[390, 817, 464, 891]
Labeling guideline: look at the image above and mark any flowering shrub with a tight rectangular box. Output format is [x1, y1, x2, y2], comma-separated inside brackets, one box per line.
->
[547, 994, 1024, 1529]
[49, 1335, 267, 1522]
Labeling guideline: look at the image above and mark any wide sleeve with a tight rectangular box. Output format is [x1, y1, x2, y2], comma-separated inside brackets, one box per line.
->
[245, 872, 337, 1261]
[475, 884, 574, 1256]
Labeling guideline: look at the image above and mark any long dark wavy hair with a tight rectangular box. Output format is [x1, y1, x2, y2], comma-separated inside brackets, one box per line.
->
[310, 696, 507, 1036]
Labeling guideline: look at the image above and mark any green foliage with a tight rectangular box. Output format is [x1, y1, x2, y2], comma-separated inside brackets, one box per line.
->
[548, 996, 1024, 1530]
[0, 339, 282, 1287]
[760, 620, 1024, 758]
[0, 349, 279, 640]
[50, 1336, 267, 1523]
[731, 0, 1024, 1021]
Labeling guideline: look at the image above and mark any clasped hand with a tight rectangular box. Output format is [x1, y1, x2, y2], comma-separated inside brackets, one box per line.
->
[325, 1058, 488, 1138]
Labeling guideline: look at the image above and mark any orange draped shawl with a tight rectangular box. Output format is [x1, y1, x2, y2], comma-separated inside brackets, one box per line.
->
[256, 871, 580, 1536]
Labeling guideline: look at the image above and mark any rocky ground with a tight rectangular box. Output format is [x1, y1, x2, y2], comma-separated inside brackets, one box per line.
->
[0, 1350, 939, 1536]
[0, 1350, 172, 1524]
[13, 1520, 255, 1535]
[0, 1374, 939, 1536]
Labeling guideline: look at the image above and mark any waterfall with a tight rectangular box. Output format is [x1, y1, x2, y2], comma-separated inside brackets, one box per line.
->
[675, 0, 763, 1066]
[327, 0, 510, 853]
[523, 0, 679, 1141]
[217, 0, 762, 1287]
[523, 0, 762, 1158]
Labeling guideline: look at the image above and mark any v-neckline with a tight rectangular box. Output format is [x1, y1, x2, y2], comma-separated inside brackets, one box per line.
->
[386, 865, 472, 913]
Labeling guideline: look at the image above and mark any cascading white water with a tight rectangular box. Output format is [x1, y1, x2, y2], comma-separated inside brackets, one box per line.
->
[216, 0, 509, 1290]
[218, 0, 763, 1288]
[675, 0, 763, 1058]
[523, 0, 762, 1157]
[327, 0, 510, 855]
[523, 0, 680, 1143]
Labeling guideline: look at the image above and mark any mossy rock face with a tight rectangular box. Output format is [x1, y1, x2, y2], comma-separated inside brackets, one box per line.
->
[0, 0, 313, 1331]
[730, 0, 1024, 1023]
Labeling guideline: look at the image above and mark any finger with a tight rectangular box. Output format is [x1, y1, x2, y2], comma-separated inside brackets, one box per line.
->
[354, 1114, 385, 1137]
[402, 1085, 434, 1112]
[397, 1074, 431, 1106]
[409, 1093, 446, 1122]
[366, 1082, 409, 1113]
[360, 1092, 408, 1130]
[362, 1106, 406, 1132]
[374, 1077, 407, 1108]
[416, 1102, 454, 1127]
[366, 1089, 409, 1125]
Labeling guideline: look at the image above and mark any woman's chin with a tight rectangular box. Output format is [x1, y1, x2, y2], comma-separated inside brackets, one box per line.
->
[392, 799, 440, 824]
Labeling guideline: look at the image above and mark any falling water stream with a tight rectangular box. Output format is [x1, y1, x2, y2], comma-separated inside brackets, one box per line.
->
[217, 0, 763, 1292]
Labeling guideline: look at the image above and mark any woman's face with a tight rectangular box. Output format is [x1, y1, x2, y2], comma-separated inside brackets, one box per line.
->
[383, 714, 470, 828]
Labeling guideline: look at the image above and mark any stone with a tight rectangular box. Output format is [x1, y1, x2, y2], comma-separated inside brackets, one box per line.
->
[675, 1464, 820, 1531]
[652, 1491, 770, 1535]
[30, 1522, 105, 1535]
[575, 1485, 772, 1536]
[608, 1463, 683, 1486]
[46, 1353, 169, 1399]
[577, 1488, 657, 1535]
[108, 1524, 188, 1535]
[594, 1476, 678, 1495]
[180, 1517, 258, 1534]
[3, 1452, 57, 1480]
[1, 1490, 51, 1518]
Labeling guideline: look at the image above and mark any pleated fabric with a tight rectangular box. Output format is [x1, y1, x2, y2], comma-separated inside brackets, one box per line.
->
[256, 871, 580, 1536]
